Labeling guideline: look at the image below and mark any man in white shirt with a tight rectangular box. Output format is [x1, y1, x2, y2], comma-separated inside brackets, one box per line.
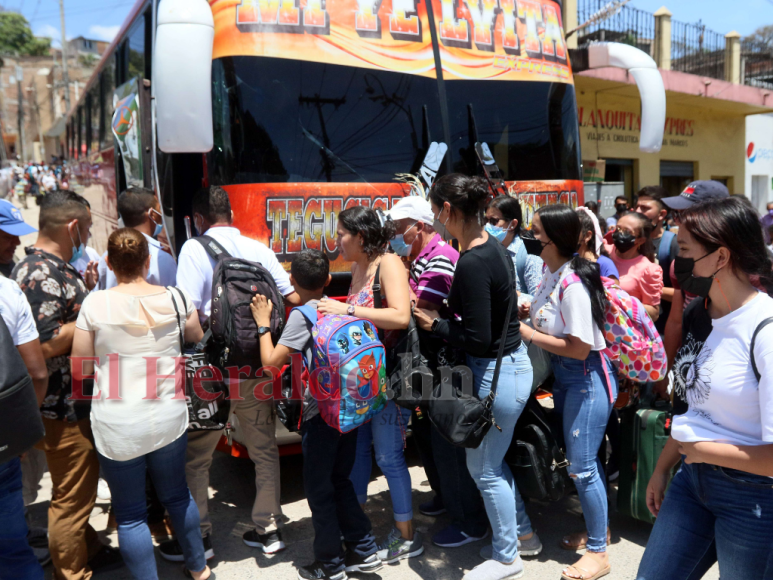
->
[161, 186, 299, 562]
[96, 187, 177, 289]
[0, 275, 49, 577]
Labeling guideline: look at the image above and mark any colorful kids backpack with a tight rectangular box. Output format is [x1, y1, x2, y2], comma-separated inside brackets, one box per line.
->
[295, 305, 388, 433]
[559, 274, 667, 384]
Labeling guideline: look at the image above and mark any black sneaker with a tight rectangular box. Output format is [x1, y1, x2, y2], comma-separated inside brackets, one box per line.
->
[88, 545, 124, 574]
[159, 534, 215, 562]
[242, 529, 286, 554]
[418, 496, 446, 517]
[297, 561, 347, 580]
[343, 551, 382, 574]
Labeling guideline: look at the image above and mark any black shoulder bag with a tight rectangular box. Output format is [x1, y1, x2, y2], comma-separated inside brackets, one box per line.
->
[427, 250, 517, 449]
[168, 287, 231, 431]
[372, 265, 435, 410]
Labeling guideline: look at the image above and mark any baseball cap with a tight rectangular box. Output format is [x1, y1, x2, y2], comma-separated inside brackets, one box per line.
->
[662, 180, 729, 210]
[386, 196, 435, 226]
[0, 199, 37, 236]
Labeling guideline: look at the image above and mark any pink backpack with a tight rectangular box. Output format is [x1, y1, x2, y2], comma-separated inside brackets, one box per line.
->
[559, 274, 667, 384]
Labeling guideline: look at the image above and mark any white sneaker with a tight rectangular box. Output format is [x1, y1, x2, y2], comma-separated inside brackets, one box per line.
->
[97, 478, 112, 501]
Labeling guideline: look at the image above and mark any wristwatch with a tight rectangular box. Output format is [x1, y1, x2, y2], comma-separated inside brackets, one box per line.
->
[430, 318, 440, 332]
[347, 305, 356, 316]
[257, 326, 271, 336]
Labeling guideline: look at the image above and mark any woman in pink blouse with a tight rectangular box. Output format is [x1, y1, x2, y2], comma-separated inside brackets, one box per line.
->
[606, 212, 664, 321]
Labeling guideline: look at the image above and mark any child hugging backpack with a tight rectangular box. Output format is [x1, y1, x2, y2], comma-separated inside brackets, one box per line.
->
[294, 304, 388, 433]
[559, 275, 667, 387]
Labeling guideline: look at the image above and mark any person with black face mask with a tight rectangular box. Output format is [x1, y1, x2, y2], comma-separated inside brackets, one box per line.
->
[605, 196, 629, 231]
[604, 212, 663, 322]
[637, 196, 773, 580]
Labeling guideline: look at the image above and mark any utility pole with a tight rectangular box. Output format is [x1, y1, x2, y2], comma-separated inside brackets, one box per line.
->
[16, 66, 25, 162]
[298, 94, 346, 182]
[59, 0, 71, 113]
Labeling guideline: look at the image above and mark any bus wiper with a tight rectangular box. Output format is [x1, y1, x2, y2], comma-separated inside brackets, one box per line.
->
[475, 142, 509, 198]
[419, 142, 447, 190]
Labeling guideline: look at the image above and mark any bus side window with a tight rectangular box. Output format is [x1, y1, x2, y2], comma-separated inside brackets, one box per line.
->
[127, 15, 146, 81]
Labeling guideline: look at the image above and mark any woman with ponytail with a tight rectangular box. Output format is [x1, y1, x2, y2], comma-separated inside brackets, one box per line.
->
[520, 204, 616, 580]
[637, 197, 773, 580]
[415, 174, 536, 580]
[70, 228, 210, 580]
[317, 205, 420, 564]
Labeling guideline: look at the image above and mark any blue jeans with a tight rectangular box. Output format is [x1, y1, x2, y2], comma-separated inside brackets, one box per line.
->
[97, 434, 205, 579]
[466, 343, 533, 563]
[552, 352, 616, 553]
[0, 458, 44, 580]
[350, 400, 414, 522]
[637, 461, 773, 580]
[303, 415, 377, 574]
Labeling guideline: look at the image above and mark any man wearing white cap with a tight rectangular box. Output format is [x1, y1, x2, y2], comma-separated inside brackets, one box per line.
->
[386, 196, 458, 310]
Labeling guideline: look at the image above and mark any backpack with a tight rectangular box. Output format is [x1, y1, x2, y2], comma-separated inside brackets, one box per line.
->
[657, 230, 676, 272]
[514, 241, 528, 294]
[195, 236, 286, 369]
[559, 274, 667, 384]
[0, 315, 45, 464]
[295, 305, 388, 433]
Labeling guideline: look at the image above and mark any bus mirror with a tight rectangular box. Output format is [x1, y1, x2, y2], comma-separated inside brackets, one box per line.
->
[587, 42, 666, 154]
[155, 0, 214, 153]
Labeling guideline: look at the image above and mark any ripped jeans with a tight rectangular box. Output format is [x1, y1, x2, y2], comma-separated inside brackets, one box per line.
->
[552, 352, 616, 553]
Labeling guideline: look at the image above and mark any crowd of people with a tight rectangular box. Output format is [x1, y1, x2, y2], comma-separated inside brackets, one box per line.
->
[0, 176, 772, 580]
[0, 161, 69, 210]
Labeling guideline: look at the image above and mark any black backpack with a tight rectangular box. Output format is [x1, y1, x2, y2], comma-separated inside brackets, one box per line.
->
[506, 395, 570, 502]
[195, 236, 286, 370]
[0, 315, 45, 464]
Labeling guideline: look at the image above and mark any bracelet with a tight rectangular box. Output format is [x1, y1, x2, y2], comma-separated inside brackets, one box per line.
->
[525, 327, 536, 346]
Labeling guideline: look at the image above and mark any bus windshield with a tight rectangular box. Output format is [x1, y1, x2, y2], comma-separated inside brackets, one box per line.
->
[209, 57, 581, 186]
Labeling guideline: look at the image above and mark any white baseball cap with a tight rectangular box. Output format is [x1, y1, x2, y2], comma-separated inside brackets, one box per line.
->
[386, 196, 435, 226]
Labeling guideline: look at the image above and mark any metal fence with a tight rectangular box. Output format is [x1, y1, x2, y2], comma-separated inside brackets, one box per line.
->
[669, 19, 725, 79]
[576, 0, 655, 55]
[742, 40, 773, 89]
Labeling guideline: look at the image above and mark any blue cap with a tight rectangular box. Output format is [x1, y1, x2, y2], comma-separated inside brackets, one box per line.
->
[662, 181, 729, 210]
[0, 200, 37, 236]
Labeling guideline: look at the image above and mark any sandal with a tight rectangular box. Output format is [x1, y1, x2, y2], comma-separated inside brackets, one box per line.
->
[560, 528, 612, 552]
[561, 563, 611, 580]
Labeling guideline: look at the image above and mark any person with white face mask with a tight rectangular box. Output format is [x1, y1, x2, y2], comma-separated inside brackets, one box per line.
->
[485, 195, 543, 301]
[96, 187, 177, 290]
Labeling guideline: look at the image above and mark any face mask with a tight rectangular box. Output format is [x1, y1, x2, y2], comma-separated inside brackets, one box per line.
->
[768, 209, 773, 217]
[433, 210, 452, 242]
[612, 230, 638, 254]
[149, 208, 163, 238]
[522, 235, 549, 257]
[193, 216, 203, 236]
[484, 223, 508, 243]
[389, 223, 417, 257]
[616, 204, 628, 214]
[68, 223, 85, 265]
[673, 253, 719, 298]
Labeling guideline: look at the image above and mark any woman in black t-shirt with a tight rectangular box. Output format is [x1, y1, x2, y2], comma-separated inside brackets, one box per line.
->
[415, 175, 534, 580]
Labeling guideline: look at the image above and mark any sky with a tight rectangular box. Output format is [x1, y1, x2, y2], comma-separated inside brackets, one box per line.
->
[3, 0, 773, 48]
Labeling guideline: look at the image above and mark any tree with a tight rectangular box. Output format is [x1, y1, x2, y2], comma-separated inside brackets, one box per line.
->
[744, 25, 773, 53]
[0, 12, 51, 56]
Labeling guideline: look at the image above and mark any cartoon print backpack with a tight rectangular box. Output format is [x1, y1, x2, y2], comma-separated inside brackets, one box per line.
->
[559, 274, 667, 383]
[295, 305, 388, 433]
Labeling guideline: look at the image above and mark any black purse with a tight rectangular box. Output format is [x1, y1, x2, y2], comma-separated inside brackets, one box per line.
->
[168, 288, 231, 431]
[427, 252, 517, 449]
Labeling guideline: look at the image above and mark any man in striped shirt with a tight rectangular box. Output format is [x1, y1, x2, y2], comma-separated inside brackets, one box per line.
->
[386, 196, 459, 310]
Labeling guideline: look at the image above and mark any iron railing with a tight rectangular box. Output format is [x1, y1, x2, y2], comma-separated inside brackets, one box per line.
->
[742, 39, 773, 89]
[670, 19, 725, 79]
[576, 0, 655, 55]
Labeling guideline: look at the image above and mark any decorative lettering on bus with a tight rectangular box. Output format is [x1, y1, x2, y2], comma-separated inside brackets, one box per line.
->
[390, 0, 422, 41]
[355, 0, 382, 38]
[236, 0, 303, 32]
[266, 195, 397, 260]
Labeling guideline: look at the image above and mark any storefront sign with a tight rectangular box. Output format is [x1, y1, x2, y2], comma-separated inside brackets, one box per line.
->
[208, 0, 571, 83]
[582, 159, 605, 182]
[578, 106, 695, 148]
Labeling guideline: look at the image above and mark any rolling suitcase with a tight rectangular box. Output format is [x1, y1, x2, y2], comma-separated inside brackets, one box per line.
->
[617, 403, 672, 524]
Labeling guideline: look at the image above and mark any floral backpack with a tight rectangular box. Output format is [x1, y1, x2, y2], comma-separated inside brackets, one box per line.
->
[559, 274, 667, 383]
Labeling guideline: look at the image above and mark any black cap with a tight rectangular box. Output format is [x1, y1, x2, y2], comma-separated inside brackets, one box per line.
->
[662, 180, 729, 210]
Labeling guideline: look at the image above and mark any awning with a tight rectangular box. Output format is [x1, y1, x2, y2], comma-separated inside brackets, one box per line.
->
[44, 116, 67, 138]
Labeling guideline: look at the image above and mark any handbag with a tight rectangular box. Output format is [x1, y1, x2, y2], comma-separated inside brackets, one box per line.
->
[427, 250, 517, 449]
[168, 287, 231, 431]
[372, 266, 435, 410]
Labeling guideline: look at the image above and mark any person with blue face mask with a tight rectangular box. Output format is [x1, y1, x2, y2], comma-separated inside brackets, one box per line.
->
[485, 195, 544, 302]
[96, 187, 177, 290]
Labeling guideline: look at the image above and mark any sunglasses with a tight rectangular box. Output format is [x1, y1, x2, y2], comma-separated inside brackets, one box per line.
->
[484, 217, 503, 226]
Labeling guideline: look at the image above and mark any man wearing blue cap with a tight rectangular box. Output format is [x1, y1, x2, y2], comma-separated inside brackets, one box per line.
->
[0, 199, 37, 278]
